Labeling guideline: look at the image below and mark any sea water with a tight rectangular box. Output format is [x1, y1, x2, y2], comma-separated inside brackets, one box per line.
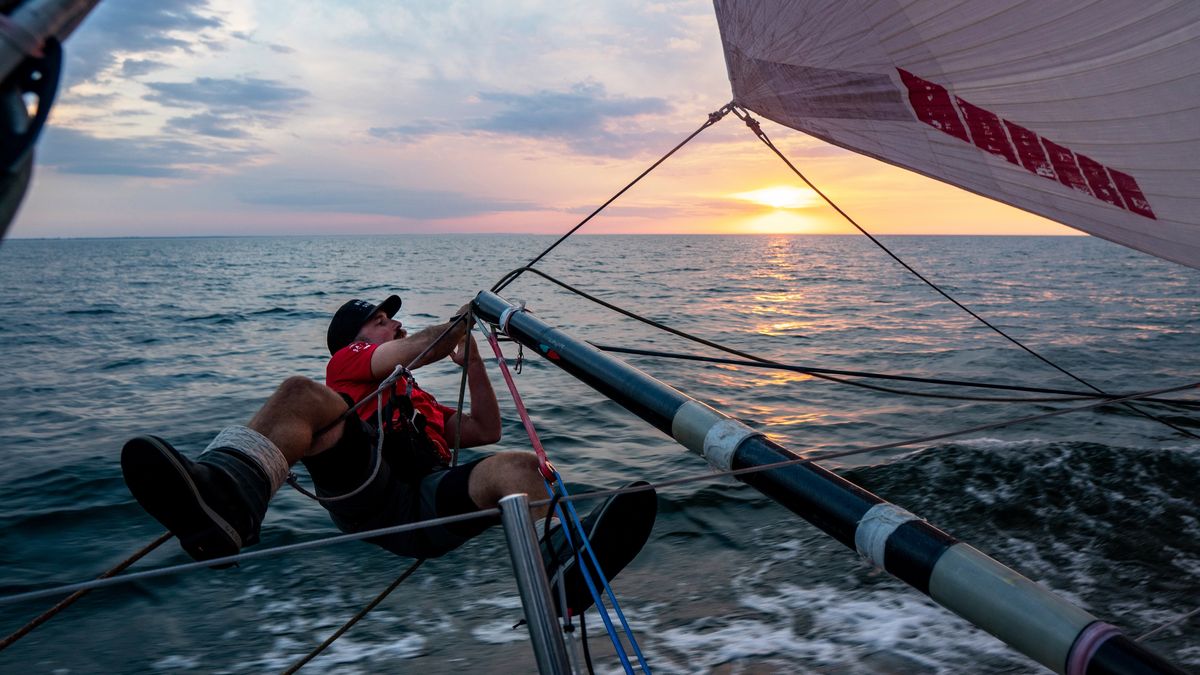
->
[0, 234, 1197, 673]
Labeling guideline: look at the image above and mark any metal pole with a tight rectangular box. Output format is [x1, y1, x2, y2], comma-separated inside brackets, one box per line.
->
[473, 290, 1185, 675]
[498, 493, 572, 675]
[1, 0, 101, 76]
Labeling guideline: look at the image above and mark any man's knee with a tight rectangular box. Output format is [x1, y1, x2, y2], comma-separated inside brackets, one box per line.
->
[487, 451, 540, 475]
[469, 452, 543, 504]
[271, 376, 344, 412]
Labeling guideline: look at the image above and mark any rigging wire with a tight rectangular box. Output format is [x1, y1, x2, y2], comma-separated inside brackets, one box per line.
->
[450, 309, 473, 467]
[6, 379, 1194, 608]
[280, 559, 424, 675]
[727, 104, 1200, 441]
[15, 103, 1194, 663]
[594, 344, 1200, 406]
[496, 265, 1199, 407]
[492, 103, 733, 295]
[1137, 606, 1200, 643]
[275, 117, 757, 651]
[527, 380, 1200, 505]
[0, 531, 172, 652]
[0, 106, 737, 648]
[0, 508, 500, 606]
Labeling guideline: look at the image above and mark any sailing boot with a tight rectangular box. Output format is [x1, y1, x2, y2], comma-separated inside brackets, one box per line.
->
[120, 426, 289, 564]
[541, 481, 657, 617]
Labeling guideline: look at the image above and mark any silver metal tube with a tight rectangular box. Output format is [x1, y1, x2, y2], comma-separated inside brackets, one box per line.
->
[474, 291, 1187, 674]
[499, 493, 572, 674]
[1, 0, 101, 75]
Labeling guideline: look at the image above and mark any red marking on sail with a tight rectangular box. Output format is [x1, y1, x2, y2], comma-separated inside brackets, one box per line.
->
[1041, 139, 1092, 195]
[1076, 154, 1123, 208]
[956, 98, 1017, 165]
[1108, 168, 1157, 219]
[1003, 121, 1057, 179]
[898, 68, 969, 143]
[899, 68, 1156, 219]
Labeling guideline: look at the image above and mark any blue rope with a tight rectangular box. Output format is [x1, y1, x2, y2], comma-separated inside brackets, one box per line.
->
[546, 471, 651, 674]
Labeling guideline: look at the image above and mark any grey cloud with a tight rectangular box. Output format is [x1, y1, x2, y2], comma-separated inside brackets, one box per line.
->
[121, 59, 169, 78]
[62, 92, 118, 106]
[368, 120, 456, 141]
[66, 0, 222, 84]
[230, 30, 296, 55]
[38, 126, 257, 177]
[473, 82, 668, 137]
[142, 76, 309, 141]
[144, 77, 308, 112]
[166, 113, 249, 139]
[236, 180, 536, 219]
[370, 81, 673, 158]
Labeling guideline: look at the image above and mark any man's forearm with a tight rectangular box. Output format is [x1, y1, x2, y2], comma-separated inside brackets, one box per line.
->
[466, 355, 501, 441]
[370, 319, 465, 378]
[407, 321, 462, 368]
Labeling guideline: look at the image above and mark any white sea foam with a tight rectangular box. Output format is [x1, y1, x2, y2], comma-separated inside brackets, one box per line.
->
[650, 582, 1036, 673]
[470, 618, 535, 645]
[151, 654, 202, 671]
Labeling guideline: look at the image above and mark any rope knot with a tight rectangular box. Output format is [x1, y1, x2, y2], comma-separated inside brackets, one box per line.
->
[743, 114, 763, 137]
[498, 299, 527, 335]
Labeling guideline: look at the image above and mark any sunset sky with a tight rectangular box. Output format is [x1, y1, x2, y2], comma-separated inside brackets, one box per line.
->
[10, 0, 1072, 238]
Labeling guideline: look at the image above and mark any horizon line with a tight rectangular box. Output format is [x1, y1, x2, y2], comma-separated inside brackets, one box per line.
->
[3, 231, 1088, 241]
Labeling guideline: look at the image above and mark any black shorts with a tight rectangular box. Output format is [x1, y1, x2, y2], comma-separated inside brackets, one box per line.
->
[300, 415, 498, 558]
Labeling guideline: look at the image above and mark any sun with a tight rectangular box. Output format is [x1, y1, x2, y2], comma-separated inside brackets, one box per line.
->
[730, 185, 821, 209]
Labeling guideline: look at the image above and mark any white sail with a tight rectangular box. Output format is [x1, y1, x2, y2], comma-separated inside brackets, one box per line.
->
[714, 0, 1200, 269]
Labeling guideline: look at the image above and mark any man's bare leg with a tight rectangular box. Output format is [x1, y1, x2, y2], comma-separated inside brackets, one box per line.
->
[467, 452, 550, 519]
[120, 376, 349, 562]
[245, 376, 348, 464]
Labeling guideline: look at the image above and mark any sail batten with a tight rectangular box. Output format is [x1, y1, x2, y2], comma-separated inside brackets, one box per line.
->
[716, 0, 1200, 268]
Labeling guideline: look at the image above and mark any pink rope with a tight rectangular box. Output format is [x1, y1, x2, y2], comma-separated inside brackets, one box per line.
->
[482, 325, 556, 480]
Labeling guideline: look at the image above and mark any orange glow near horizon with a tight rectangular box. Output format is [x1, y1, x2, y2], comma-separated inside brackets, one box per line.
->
[731, 185, 822, 210]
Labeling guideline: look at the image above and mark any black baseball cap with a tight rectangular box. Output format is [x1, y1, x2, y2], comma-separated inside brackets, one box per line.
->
[327, 295, 402, 355]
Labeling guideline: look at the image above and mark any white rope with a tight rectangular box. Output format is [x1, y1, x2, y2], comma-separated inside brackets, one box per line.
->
[287, 389, 387, 503]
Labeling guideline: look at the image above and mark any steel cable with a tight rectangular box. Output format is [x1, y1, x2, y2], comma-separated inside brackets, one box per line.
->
[492, 104, 733, 295]
[495, 265, 1199, 408]
[8, 380, 1192, 608]
[729, 105, 1200, 440]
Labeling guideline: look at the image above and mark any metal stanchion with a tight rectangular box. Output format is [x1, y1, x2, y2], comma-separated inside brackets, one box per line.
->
[499, 493, 572, 674]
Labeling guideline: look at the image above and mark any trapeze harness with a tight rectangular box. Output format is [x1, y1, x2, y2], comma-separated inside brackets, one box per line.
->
[372, 377, 452, 481]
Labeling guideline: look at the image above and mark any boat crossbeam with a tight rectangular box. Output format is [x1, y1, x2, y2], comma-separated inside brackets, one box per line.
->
[473, 290, 1185, 675]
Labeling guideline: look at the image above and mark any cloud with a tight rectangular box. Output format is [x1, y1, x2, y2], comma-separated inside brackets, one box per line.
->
[66, 0, 223, 84]
[145, 76, 309, 140]
[472, 81, 668, 137]
[120, 59, 169, 78]
[144, 77, 308, 112]
[230, 30, 295, 55]
[165, 112, 249, 139]
[368, 120, 457, 141]
[37, 126, 256, 177]
[368, 81, 672, 158]
[235, 179, 536, 219]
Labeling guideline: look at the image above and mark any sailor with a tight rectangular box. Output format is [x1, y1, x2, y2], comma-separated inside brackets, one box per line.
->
[121, 295, 656, 615]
